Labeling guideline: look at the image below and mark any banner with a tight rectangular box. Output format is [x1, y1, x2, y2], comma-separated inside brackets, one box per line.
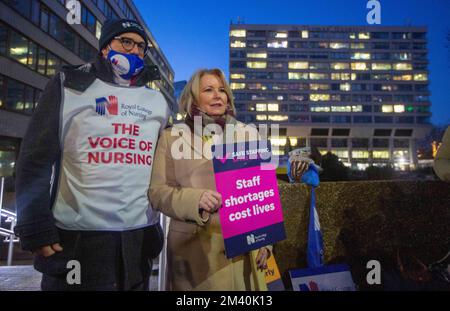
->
[212, 140, 286, 258]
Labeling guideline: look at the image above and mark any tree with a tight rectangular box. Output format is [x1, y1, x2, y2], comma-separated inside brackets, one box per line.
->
[320, 152, 350, 181]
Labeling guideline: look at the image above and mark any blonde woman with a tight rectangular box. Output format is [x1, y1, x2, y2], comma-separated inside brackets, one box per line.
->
[149, 69, 271, 290]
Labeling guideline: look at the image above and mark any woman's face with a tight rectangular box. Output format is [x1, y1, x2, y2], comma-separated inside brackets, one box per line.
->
[196, 74, 228, 117]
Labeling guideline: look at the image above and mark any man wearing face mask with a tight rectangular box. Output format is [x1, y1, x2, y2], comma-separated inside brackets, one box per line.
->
[14, 19, 170, 291]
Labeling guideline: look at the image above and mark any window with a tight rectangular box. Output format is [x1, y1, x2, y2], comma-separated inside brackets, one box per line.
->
[288, 72, 308, 80]
[6, 78, 24, 111]
[373, 151, 390, 159]
[230, 83, 245, 90]
[340, 83, 351, 91]
[331, 106, 351, 112]
[350, 43, 367, 49]
[331, 139, 348, 147]
[9, 31, 28, 65]
[392, 32, 411, 40]
[373, 139, 389, 148]
[268, 115, 288, 121]
[288, 62, 308, 69]
[372, 63, 392, 70]
[247, 53, 267, 59]
[311, 106, 330, 112]
[310, 84, 330, 91]
[310, 94, 330, 101]
[230, 73, 245, 79]
[267, 41, 287, 48]
[393, 105, 405, 113]
[330, 42, 349, 49]
[393, 63, 413, 70]
[309, 73, 329, 80]
[352, 151, 370, 159]
[230, 29, 246, 37]
[354, 116, 372, 123]
[332, 116, 351, 123]
[375, 116, 393, 123]
[331, 63, 349, 70]
[372, 32, 389, 39]
[351, 53, 371, 60]
[351, 62, 368, 70]
[310, 138, 328, 147]
[0, 23, 7, 55]
[309, 62, 329, 70]
[301, 30, 309, 38]
[256, 115, 267, 121]
[358, 32, 370, 39]
[414, 73, 428, 81]
[393, 74, 412, 81]
[247, 62, 266, 69]
[230, 40, 246, 48]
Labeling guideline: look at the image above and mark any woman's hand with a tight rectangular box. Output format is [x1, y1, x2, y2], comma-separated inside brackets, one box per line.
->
[256, 247, 271, 271]
[199, 190, 222, 214]
[290, 160, 310, 182]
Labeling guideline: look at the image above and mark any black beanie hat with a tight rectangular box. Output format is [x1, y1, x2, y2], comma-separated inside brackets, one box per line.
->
[99, 19, 148, 52]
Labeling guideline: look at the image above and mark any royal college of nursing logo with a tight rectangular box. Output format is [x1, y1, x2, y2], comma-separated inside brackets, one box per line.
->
[95, 95, 118, 116]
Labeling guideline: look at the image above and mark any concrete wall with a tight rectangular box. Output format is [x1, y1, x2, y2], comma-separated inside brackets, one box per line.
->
[275, 180, 450, 289]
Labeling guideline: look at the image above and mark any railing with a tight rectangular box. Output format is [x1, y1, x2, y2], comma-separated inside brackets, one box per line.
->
[0, 177, 18, 266]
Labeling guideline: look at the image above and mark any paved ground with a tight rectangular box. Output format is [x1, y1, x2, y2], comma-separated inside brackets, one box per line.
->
[0, 264, 160, 291]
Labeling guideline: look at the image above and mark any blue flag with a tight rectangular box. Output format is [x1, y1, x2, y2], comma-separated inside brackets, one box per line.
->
[307, 187, 324, 268]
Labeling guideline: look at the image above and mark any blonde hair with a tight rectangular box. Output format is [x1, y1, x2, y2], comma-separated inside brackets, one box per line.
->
[179, 68, 236, 118]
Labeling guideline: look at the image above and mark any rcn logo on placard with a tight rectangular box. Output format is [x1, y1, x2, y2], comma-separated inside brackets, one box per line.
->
[246, 234, 255, 245]
[95, 96, 118, 116]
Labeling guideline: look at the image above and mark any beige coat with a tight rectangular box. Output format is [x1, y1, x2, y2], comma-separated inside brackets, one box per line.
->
[149, 122, 268, 290]
[434, 126, 450, 182]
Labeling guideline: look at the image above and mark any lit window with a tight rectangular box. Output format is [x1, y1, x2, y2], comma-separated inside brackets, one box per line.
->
[301, 30, 309, 38]
[247, 62, 267, 69]
[351, 62, 368, 70]
[289, 138, 298, 146]
[330, 42, 349, 49]
[230, 40, 246, 48]
[230, 73, 245, 79]
[331, 150, 349, 159]
[310, 94, 330, 102]
[393, 63, 413, 70]
[331, 73, 341, 80]
[230, 83, 245, 90]
[256, 115, 267, 121]
[311, 106, 330, 112]
[268, 115, 288, 121]
[331, 63, 350, 70]
[272, 150, 285, 156]
[271, 138, 287, 146]
[331, 106, 352, 112]
[267, 41, 288, 48]
[393, 74, 412, 81]
[373, 151, 390, 159]
[247, 52, 267, 59]
[277, 95, 284, 100]
[352, 151, 370, 158]
[310, 84, 330, 91]
[351, 43, 366, 49]
[352, 105, 363, 112]
[275, 32, 287, 38]
[349, 33, 356, 39]
[352, 53, 371, 60]
[358, 32, 370, 39]
[288, 72, 308, 80]
[382, 105, 393, 113]
[414, 73, 428, 81]
[256, 104, 267, 111]
[350, 73, 357, 80]
[393, 105, 405, 113]
[372, 63, 392, 70]
[288, 62, 309, 69]
[230, 29, 246, 37]
[309, 73, 329, 80]
[340, 83, 351, 91]
[268, 103, 279, 111]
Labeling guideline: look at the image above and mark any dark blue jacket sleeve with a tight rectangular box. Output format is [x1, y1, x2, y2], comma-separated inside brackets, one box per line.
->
[14, 73, 63, 251]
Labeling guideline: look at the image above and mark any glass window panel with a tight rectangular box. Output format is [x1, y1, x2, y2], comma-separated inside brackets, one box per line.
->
[46, 51, 58, 77]
[37, 46, 47, 75]
[24, 85, 34, 114]
[6, 78, 24, 111]
[0, 23, 7, 55]
[9, 31, 28, 65]
[40, 8, 49, 32]
[27, 41, 37, 71]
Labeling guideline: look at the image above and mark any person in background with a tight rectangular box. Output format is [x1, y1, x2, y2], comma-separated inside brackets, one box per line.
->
[434, 126, 450, 182]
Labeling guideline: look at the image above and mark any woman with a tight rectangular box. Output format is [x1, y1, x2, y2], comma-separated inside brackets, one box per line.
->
[149, 68, 271, 290]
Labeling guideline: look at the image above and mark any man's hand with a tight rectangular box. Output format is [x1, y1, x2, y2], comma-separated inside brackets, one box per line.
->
[34, 243, 63, 258]
[199, 190, 222, 214]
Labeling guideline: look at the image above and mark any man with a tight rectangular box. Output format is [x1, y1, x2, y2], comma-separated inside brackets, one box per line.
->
[434, 126, 450, 182]
[14, 19, 170, 290]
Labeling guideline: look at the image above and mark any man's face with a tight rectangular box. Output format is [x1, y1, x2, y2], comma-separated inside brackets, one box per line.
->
[101, 32, 146, 59]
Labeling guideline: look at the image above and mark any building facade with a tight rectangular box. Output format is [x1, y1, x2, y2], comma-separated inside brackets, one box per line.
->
[229, 24, 432, 170]
[0, 0, 175, 191]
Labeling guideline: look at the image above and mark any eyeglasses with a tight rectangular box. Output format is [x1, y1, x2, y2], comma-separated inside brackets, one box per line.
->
[113, 36, 147, 54]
